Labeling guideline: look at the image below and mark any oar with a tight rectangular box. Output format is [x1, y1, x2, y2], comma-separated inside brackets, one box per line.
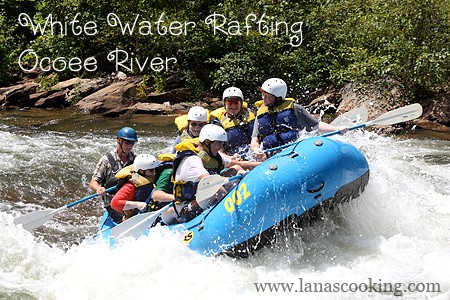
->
[330, 106, 368, 126]
[14, 186, 117, 232]
[112, 204, 171, 239]
[264, 103, 423, 154]
[196, 174, 243, 202]
[322, 103, 423, 137]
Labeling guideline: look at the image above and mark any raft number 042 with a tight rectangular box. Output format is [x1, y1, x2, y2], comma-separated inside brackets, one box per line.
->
[224, 183, 251, 213]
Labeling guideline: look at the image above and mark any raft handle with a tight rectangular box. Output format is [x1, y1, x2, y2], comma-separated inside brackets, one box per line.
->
[307, 181, 325, 193]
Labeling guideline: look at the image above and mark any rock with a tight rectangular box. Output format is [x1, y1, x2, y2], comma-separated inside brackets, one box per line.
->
[421, 94, 450, 127]
[103, 107, 130, 118]
[307, 90, 341, 114]
[413, 119, 450, 132]
[35, 89, 70, 108]
[338, 79, 409, 120]
[130, 102, 172, 115]
[67, 78, 108, 104]
[1, 82, 38, 107]
[144, 91, 182, 104]
[75, 77, 140, 114]
[50, 78, 83, 91]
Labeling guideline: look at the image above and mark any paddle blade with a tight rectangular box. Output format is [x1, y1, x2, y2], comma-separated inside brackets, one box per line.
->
[370, 103, 423, 126]
[196, 175, 228, 202]
[14, 207, 66, 231]
[112, 205, 170, 239]
[331, 106, 368, 126]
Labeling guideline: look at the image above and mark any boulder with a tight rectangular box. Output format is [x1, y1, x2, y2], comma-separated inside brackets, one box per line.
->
[35, 89, 70, 108]
[1, 82, 38, 107]
[67, 78, 108, 104]
[51, 78, 83, 91]
[413, 119, 450, 132]
[338, 79, 409, 120]
[143, 91, 182, 104]
[130, 102, 172, 115]
[75, 78, 140, 114]
[422, 94, 450, 127]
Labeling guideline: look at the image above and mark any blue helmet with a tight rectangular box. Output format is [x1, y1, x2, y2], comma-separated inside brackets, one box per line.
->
[117, 127, 138, 142]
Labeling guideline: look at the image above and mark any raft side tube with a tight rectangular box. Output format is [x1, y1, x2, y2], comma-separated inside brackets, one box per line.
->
[181, 137, 369, 256]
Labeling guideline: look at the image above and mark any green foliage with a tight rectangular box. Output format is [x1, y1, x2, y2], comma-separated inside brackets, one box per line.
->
[0, 15, 13, 85]
[0, 0, 449, 101]
[36, 73, 59, 91]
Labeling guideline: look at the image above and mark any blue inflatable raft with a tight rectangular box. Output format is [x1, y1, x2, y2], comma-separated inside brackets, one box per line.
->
[98, 136, 369, 257]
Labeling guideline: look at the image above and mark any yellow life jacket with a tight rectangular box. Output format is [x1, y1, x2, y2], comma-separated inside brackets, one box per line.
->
[174, 110, 211, 132]
[197, 150, 223, 174]
[256, 98, 296, 116]
[115, 164, 152, 187]
[174, 138, 200, 154]
[158, 153, 176, 162]
[210, 102, 251, 120]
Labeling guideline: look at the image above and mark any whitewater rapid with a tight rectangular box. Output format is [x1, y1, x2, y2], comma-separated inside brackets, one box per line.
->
[1, 120, 449, 299]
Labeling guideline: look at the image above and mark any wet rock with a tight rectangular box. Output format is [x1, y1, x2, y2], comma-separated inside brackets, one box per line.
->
[102, 107, 130, 118]
[144, 91, 183, 104]
[413, 119, 450, 132]
[306, 89, 341, 114]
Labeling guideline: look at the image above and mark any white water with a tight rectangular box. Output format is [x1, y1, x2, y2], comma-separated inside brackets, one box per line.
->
[1, 123, 449, 299]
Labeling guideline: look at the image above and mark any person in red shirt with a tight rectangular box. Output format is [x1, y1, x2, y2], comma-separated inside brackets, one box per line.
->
[111, 154, 174, 220]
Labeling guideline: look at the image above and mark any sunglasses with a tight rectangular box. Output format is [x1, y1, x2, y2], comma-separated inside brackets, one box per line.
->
[225, 99, 241, 105]
[122, 139, 135, 145]
[190, 122, 206, 128]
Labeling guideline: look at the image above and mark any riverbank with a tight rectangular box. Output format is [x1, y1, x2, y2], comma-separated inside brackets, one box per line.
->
[1, 108, 449, 142]
[1, 73, 449, 134]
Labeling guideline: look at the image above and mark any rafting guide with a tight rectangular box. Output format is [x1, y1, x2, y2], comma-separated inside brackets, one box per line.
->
[17, 12, 304, 73]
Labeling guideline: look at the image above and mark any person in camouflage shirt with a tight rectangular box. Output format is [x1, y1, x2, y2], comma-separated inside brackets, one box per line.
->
[90, 127, 137, 222]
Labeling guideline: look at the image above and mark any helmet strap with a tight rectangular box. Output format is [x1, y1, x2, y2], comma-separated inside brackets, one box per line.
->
[117, 139, 127, 160]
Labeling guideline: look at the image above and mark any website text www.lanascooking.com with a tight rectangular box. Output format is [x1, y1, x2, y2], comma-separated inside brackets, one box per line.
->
[254, 278, 442, 296]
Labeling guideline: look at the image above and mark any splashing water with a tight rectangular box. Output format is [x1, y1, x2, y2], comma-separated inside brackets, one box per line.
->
[0, 111, 449, 299]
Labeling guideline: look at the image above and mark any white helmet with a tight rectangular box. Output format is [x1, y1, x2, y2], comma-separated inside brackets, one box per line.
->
[199, 124, 227, 142]
[222, 87, 243, 101]
[261, 78, 287, 100]
[187, 106, 208, 122]
[134, 154, 159, 172]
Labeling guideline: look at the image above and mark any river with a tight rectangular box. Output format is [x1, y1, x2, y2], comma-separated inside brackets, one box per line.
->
[0, 108, 449, 299]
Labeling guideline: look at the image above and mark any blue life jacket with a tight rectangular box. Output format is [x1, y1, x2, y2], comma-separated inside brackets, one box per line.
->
[223, 113, 255, 155]
[256, 98, 301, 149]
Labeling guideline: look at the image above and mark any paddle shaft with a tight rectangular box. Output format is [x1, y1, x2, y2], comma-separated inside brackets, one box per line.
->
[113, 204, 172, 239]
[264, 103, 422, 154]
[67, 186, 117, 208]
[14, 185, 118, 231]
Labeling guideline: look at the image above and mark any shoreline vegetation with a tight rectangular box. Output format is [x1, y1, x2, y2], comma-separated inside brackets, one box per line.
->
[0, 1, 449, 133]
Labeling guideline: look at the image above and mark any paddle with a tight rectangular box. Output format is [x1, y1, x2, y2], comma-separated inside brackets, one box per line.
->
[196, 174, 243, 202]
[14, 186, 117, 232]
[265, 103, 423, 154]
[330, 106, 368, 126]
[111, 204, 171, 239]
